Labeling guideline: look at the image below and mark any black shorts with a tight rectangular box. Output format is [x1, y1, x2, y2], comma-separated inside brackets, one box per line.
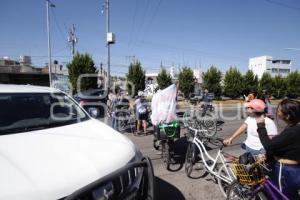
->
[137, 112, 148, 120]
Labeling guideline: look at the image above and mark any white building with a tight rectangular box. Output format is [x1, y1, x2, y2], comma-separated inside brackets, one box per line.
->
[249, 56, 291, 79]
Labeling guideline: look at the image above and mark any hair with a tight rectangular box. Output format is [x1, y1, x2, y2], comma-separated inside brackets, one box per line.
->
[249, 90, 258, 97]
[277, 99, 300, 126]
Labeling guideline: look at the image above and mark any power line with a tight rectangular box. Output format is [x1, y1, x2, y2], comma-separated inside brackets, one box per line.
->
[50, 8, 68, 42]
[264, 0, 300, 11]
[128, 0, 139, 49]
[138, 0, 163, 43]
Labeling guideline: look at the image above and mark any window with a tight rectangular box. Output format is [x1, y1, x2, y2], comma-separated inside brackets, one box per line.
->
[0, 92, 89, 134]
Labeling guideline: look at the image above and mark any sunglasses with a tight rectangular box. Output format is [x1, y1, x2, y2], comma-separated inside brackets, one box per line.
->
[246, 107, 253, 109]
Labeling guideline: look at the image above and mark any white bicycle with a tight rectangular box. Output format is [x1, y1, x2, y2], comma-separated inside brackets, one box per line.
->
[185, 127, 237, 197]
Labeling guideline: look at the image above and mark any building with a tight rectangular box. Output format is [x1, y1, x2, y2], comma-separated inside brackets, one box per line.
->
[192, 69, 203, 95]
[249, 55, 291, 79]
[0, 56, 69, 87]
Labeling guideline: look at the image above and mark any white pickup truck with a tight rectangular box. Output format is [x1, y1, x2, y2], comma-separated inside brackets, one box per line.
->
[0, 84, 154, 200]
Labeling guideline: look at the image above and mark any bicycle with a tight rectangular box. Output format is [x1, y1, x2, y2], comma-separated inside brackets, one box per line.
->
[183, 108, 217, 137]
[115, 108, 136, 133]
[226, 160, 290, 200]
[184, 126, 237, 197]
[153, 121, 180, 170]
[106, 99, 113, 118]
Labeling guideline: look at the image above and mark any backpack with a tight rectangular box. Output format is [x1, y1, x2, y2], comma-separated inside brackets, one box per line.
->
[138, 105, 147, 114]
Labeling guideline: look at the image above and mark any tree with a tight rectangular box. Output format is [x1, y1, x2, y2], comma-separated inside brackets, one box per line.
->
[242, 70, 259, 95]
[202, 66, 222, 98]
[259, 72, 274, 95]
[223, 67, 243, 98]
[286, 71, 300, 98]
[67, 53, 98, 94]
[272, 75, 287, 99]
[178, 67, 195, 98]
[126, 61, 145, 96]
[157, 68, 172, 90]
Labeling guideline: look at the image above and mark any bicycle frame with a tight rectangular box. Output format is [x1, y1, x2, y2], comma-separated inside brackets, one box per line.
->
[189, 127, 234, 183]
[251, 179, 290, 200]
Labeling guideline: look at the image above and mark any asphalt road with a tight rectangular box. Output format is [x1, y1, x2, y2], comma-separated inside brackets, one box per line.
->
[101, 108, 284, 200]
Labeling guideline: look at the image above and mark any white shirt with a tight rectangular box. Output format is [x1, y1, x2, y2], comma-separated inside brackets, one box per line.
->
[244, 116, 278, 150]
[135, 98, 142, 111]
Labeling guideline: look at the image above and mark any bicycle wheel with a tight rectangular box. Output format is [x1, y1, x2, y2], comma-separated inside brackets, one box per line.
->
[183, 110, 193, 128]
[226, 180, 250, 200]
[217, 164, 235, 198]
[226, 181, 268, 200]
[202, 113, 217, 137]
[162, 141, 171, 170]
[185, 143, 196, 177]
[254, 191, 268, 200]
[117, 112, 129, 132]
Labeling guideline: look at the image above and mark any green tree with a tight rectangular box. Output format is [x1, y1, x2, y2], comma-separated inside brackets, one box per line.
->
[126, 61, 145, 96]
[259, 72, 274, 95]
[178, 67, 195, 98]
[157, 68, 172, 90]
[202, 66, 222, 98]
[286, 71, 300, 98]
[242, 70, 259, 95]
[223, 67, 243, 98]
[272, 75, 287, 99]
[67, 53, 98, 94]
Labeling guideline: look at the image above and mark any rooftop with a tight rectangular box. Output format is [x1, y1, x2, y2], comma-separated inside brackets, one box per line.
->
[0, 84, 61, 93]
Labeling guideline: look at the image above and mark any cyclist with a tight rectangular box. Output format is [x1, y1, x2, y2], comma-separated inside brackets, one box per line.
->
[256, 99, 300, 199]
[200, 89, 213, 117]
[134, 95, 148, 136]
[224, 99, 278, 156]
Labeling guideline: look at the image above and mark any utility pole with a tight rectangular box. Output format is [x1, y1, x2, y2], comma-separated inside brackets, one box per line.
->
[68, 24, 78, 58]
[103, 0, 115, 90]
[106, 0, 110, 90]
[46, 0, 55, 87]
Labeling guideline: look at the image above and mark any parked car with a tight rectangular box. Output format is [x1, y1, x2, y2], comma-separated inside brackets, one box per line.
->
[0, 84, 155, 200]
[189, 93, 203, 104]
[73, 89, 108, 118]
[177, 93, 184, 101]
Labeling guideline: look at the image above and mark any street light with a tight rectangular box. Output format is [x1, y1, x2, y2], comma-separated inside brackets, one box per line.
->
[46, 0, 55, 87]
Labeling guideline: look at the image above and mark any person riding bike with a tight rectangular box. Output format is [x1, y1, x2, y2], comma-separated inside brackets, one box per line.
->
[200, 89, 213, 117]
[256, 99, 300, 200]
[224, 99, 278, 156]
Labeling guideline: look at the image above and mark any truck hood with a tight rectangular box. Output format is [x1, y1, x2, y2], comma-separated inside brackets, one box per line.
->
[0, 119, 136, 200]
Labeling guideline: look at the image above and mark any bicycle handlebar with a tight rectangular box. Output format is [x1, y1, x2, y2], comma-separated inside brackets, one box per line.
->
[187, 126, 226, 149]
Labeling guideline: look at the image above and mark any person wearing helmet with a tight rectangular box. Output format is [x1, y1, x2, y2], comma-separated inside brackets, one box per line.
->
[224, 99, 278, 156]
[134, 95, 148, 136]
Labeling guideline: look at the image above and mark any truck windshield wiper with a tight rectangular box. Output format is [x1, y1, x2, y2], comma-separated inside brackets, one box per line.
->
[0, 125, 48, 135]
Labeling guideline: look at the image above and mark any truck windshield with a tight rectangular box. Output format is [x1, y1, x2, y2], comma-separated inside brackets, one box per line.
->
[0, 92, 89, 135]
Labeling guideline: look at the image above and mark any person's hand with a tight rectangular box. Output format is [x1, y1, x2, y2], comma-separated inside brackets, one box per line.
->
[223, 137, 233, 146]
[256, 154, 266, 163]
[255, 115, 265, 124]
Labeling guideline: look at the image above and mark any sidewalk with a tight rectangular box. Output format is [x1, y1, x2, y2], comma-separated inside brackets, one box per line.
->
[177, 99, 281, 110]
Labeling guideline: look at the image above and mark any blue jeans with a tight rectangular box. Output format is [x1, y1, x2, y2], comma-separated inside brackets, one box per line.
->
[241, 143, 265, 156]
[271, 162, 300, 200]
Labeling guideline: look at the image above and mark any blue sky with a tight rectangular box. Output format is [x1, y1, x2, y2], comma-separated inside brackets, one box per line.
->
[1, 0, 300, 76]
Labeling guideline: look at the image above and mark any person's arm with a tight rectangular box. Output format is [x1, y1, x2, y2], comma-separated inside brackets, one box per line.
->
[257, 122, 293, 154]
[224, 123, 247, 145]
